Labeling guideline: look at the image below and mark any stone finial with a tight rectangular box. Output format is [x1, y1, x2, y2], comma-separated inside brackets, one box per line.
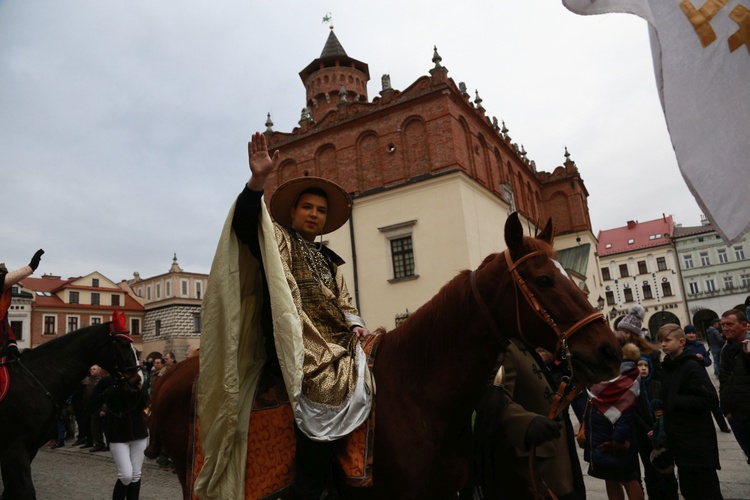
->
[492, 116, 500, 131]
[564, 146, 571, 163]
[501, 120, 510, 141]
[339, 84, 348, 103]
[381, 74, 392, 91]
[169, 253, 183, 273]
[474, 90, 485, 113]
[458, 82, 470, 99]
[299, 107, 312, 125]
[432, 46, 442, 69]
[520, 144, 527, 159]
[265, 112, 274, 133]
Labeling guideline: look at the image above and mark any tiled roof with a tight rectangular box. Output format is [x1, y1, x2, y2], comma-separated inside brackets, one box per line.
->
[19, 276, 143, 312]
[597, 216, 674, 256]
[672, 223, 715, 238]
[320, 30, 347, 58]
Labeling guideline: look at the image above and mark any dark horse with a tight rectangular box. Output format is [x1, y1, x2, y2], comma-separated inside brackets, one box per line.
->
[147, 213, 622, 499]
[0, 322, 142, 500]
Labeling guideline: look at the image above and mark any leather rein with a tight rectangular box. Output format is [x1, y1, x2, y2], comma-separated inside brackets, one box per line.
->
[470, 249, 605, 500]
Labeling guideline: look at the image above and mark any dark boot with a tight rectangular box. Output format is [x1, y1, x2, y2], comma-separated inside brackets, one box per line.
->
[126, 480, 141, 500]
[112, 480, 128, 500]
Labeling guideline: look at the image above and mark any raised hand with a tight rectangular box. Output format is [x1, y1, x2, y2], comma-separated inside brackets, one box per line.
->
[29, 249, 44, 271]
[247, 131, 280, 191]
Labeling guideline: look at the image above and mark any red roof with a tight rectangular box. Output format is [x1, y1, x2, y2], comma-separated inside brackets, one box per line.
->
[597, 216, 674, 256]
[19, 276, 143, 312]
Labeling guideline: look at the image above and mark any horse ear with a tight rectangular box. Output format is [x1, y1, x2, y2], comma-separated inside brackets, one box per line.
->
[504, 212, 524, 255]
[537, 218, 554, 245]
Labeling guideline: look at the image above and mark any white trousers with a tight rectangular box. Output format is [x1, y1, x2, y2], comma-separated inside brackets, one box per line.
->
[109, 438, 148, 485]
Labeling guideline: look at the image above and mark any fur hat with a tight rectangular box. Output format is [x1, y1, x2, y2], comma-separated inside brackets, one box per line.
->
[622, 342, 641, 362]
[617, 304, 646, 335]
[684, 324, 697, 334]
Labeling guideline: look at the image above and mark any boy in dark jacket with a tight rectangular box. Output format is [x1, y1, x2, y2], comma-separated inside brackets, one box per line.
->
[658, 324, 723, 500]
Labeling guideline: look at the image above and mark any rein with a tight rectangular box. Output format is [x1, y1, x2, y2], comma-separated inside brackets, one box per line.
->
[5, 357, 61, 410]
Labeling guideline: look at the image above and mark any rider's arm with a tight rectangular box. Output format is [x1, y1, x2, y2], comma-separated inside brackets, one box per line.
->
[232, 186, 264, 262]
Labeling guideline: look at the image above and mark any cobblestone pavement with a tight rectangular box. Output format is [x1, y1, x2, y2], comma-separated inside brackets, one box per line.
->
[2, 443, 182, 500]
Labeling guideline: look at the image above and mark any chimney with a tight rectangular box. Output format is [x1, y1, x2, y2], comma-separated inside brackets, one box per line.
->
[627, 220, 637, 229]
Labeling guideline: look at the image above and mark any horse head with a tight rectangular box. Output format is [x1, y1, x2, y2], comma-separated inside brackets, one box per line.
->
[98, 310, 143, 391]
[478, 213, 621, 384]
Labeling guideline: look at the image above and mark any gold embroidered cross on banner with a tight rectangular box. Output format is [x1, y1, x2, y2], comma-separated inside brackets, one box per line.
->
[680, 0, 729, 47]
[728, 4, 750, 53]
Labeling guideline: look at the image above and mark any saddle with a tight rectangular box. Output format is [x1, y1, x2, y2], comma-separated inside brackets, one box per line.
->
[189, 334, 381, 499]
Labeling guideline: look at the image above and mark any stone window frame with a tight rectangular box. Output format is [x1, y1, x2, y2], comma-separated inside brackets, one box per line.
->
[378, 220, 419, 283]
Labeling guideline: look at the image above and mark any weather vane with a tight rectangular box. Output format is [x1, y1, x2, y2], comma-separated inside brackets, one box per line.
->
[322, 12, 333, 30]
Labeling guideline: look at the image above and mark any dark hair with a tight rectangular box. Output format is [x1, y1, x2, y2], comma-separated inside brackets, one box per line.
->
[745, 296, 750, 307]
[293, 187, 328, 208]
[722, 309, 748, 323]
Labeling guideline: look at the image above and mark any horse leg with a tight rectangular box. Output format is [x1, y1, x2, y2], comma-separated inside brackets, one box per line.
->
[0, 447, 36, 500]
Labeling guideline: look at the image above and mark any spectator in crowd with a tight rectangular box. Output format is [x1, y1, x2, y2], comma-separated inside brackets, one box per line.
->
[658, 323, 722, 500]
[705, 318, 725, 377]
[583, 342, 644, 500]
[718, 309, 750, 464]
[684, 325, 731, 433]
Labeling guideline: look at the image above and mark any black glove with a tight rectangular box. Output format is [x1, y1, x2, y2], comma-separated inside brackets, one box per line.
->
[29, 249, 44, 271]
[524, 416, 561, 447]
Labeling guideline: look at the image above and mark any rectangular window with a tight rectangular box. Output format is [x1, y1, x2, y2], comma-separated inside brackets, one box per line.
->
[181, 280, 189, 297]
[623, 288, 633, 302]
[131, 318, 140, 335]
[146, 286, 152, 301]
[195, 281, 202, 300]
[601, 267, 611, 281]
[155, 320, 161, 337]
[742, 274, 750, 288]
[44, 316, 56, 335]
[10, 321, 23, 341]
[735, 246, 746, 260]
[156, 283, 161, 299]
[683, 254, 694, 269]
[700, 251, 710, 266]
[92, 278, 99, 287]
[67, 316, 79, 333]
[69, 291, 79, 304]
[391, 236, 415, 279]
[642, 284, 653, 299]
[705, 279, 717, 292]
[91, 292, 100, 305]
[656, 257, 667, 271]
[605, 291, 615, 305]
[194, 314, 202, 333]
[689, 282, 700, 294]
[91, 317, 102, 325]
[724, 276, 734, 290]
[661, 281, 673, 296]
[111, 295, 120, 307]
[619, 264, 629, 278]
[718, 249, 728, 263]
[166, 281, 171, 297]
[637, 261, 648, 274]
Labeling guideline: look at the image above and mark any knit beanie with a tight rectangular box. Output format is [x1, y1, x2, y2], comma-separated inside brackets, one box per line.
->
[684, 324, 697, 334]
[617, 304, 646, 335]
[622, 342, 641, 362]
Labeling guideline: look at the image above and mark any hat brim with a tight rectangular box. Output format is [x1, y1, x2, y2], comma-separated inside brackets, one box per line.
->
[270, 176, 351, 234]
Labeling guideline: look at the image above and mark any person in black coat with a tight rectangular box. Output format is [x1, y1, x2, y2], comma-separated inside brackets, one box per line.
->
[658, 324, 723, 500]
[92, 372, 149, 500]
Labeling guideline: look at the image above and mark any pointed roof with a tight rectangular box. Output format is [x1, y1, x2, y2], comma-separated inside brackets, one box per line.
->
[320, 30, 347, 58]
[299, 30, 369, 82]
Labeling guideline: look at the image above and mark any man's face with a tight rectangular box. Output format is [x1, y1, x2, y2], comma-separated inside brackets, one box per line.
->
[89, 365, 100, 376]
[720, 314, 748, 343]
[153, 359, 164, 370]
[291, 193, 328, 242]
[165, 353, 175, 365]
[661, 333, 685, 358]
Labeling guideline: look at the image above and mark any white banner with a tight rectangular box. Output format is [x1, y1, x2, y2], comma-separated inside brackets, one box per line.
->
[563, 0, 750, 244]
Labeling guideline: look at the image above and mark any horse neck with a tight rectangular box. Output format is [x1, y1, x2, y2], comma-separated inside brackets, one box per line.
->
[23, 326, 110, 405]
[379, 270, 503, 409]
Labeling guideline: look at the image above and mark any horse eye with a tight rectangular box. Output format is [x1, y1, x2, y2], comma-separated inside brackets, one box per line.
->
[535, 275, 554, 288]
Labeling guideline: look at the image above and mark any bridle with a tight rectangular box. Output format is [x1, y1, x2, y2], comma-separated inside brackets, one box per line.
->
[470, 249, 605, 373]
[108, 325, 141, 386]
[471, 248, 606, 500]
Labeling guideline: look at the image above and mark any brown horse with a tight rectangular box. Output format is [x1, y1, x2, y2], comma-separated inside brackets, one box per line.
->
[147, 213, 621, 499]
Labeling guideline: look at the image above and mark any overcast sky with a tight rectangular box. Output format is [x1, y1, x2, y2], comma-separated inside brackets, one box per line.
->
[1, 0, 703, 282]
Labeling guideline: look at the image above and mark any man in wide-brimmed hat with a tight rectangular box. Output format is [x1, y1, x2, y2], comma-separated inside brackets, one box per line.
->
[196, 132, 372, 500]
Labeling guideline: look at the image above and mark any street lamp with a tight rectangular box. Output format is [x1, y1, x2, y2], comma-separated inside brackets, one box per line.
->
[596, 296, 605, 311]
[610, 307, 619, 320]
